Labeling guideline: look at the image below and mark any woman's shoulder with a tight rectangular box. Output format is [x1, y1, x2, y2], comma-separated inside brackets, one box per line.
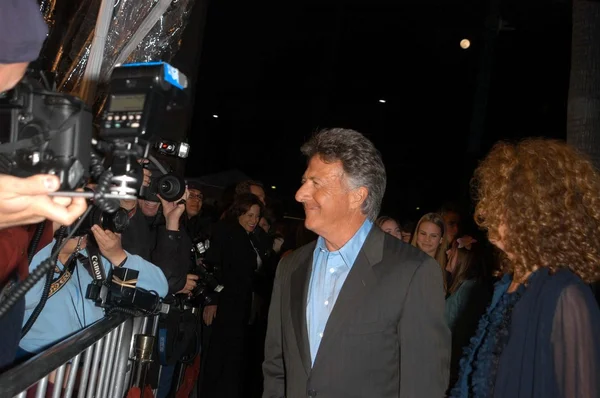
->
[524, 268, 597, 315]
[537, 268, 590, 294]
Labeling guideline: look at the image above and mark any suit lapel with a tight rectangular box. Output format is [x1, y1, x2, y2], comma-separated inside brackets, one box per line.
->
[290, 247, 314, 376]
[312, 226, 385, 369]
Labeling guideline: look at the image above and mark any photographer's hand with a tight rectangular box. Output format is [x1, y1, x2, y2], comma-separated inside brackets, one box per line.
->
[91, 225, 127, 266]
[203, 305, 217, 326]
[177, 274, 199, 295]
[158, 189, 189, 231]
[0, 174, 87, 229]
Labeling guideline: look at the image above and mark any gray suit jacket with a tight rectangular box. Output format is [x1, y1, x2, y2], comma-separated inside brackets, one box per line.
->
[263, 226, 450, 398]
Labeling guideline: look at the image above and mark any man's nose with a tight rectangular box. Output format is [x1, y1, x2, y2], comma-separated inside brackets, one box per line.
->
[295, 183, 310, 203]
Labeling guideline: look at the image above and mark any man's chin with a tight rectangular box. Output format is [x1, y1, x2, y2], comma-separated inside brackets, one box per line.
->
[303, 218, 318, 233]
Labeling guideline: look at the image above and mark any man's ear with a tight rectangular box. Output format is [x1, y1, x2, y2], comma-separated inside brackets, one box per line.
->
[350, 186, 368, 211]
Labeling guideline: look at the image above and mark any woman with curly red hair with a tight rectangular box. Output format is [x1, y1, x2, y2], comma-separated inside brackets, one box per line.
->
[450, 138, 600, 398]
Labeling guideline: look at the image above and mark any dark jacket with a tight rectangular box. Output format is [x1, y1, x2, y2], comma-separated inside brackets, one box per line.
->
[121, 207, 190, 294]
[263, 226, 450, 398]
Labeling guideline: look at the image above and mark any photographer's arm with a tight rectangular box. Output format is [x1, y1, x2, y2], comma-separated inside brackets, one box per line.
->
[93, 226, 168, 297]
[149, 191, 191, 294]
[109, 253, 169, 298]
[0, 174, 87, 229]
[151, 227, 188, 294]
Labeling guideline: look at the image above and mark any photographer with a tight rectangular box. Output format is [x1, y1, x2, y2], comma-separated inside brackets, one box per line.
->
[120, 171, 200, 397]
[18, 223, 168, 357]
[0, 0, 88, 369]
[0, 0, 88, 230]
[120, 187, 194, 295]
[180, 181, 213, 241]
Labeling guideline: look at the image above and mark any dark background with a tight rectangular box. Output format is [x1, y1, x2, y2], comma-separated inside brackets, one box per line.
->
[182, 0, 571, 220]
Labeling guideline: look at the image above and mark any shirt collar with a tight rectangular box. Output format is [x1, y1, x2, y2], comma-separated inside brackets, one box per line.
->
[315, 218, 373, 269]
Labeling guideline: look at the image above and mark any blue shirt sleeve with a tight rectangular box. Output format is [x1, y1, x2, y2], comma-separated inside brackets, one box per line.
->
[101, 251, 168, 298]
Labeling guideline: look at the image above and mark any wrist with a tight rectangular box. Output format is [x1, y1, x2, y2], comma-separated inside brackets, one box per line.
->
[109, 250, 127, 266]
[166, 220, 180, 231]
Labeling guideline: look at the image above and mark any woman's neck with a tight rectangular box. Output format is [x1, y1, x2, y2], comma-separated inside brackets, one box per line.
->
[508, 270, 533, 293]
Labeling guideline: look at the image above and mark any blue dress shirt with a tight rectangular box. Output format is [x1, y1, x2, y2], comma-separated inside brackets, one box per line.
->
[306, 219, 373, 365]
[20, 240, 169, 353]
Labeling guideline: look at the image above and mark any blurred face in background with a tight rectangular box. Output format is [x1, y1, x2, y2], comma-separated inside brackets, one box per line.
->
[380, 219, 402, 240]
[186, 188, 203, 217]
[138, 199, 160, 217]
[259, 217, 271, 233]
[239, 204, 261, 233]
[250, 185, 266, 205]
[400, 230, 412, 243]
[416, 221, 443, 257]
[443, 211, 460, 243]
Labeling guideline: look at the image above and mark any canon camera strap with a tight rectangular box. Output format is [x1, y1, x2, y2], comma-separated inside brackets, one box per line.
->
[83, 240, 106, 282]
[48, 252, 78, 299]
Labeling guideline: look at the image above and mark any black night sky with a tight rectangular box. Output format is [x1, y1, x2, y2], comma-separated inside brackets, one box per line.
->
[184, 0, 572, 219]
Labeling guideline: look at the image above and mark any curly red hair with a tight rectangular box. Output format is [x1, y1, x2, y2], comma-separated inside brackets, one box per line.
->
[472, 138, 600, 283]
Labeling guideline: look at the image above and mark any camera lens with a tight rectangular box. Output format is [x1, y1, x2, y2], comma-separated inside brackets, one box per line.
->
[110, 208, 129, 233]
[156, 174, 185, 202]
[98, 207, 129, 233]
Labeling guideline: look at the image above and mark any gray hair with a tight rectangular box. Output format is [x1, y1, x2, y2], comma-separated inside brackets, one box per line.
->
[300, 128, 387, 220]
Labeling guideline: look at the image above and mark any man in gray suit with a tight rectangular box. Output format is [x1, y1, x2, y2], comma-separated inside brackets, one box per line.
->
[263, 128, 450, 398]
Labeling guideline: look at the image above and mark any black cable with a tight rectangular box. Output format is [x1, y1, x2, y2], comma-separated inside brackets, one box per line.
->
[74, 265, 86, 328]
[89, 151, 105, 180]
[26, 222, 46, 263]
[107, 307, 141, 317]
[20, 228, 67, 338]
[93, 170, 120, 213]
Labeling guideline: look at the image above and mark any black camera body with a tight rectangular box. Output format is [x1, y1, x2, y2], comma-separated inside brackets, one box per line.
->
[0, 74, 92, 190]
[139, 161, 186, 203]
[188, 238, 223, 305]
[86, 267, 160, 314]
[69, 205, 129, 237]
[66, 186, 129, 236]
[189, 262, 224, 305]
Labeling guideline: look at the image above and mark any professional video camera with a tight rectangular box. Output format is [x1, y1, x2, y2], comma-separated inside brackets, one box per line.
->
[188, 238, 223, 305]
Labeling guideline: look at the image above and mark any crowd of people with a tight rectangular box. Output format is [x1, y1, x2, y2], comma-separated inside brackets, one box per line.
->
[1, 2, 600, 398]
